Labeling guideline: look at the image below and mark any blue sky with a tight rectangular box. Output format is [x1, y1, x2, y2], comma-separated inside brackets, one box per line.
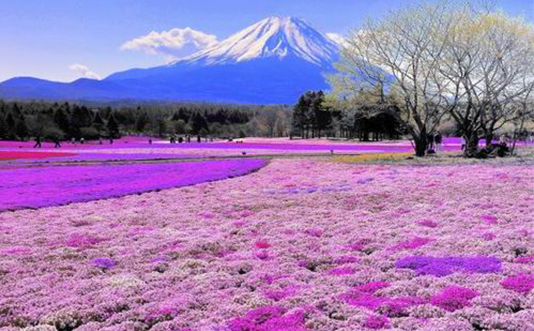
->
[1, 0, 532, 82]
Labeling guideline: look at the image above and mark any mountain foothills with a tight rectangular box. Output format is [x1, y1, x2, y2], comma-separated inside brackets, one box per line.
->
[0, 17, 341, 105]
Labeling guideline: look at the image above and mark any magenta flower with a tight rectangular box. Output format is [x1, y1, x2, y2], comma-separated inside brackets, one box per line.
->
[363, 315, 391, 329]
[430, 286, 478, 312]
[515, 255, 534, 264]
[255, 241, 272, 249]
[480, 214, 498, 225]
[501, 274, 534, 294]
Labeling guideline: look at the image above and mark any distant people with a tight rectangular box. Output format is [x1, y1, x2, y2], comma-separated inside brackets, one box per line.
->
[53, 137, 61, 148]
[178, 136, 183, 143]
[33, 136, 42, 148]
[427, 133, 435, 151]
[499, 134, 508, 147]
[99, 137, 103, 145]
[435, 132, 443, 152]
[80, 137, 85, 144]
[170, 135, 176, 144]
[461, 135, 467, 152]
[149, 138, 153, 145]
[186, 135, 191, 143]
[197, 135, 201, 143]
[71, 137, 76, 145]
[109, 138, 114, 145]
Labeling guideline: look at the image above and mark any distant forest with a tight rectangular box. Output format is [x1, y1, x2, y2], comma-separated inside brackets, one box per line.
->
[0, 100, 293, 141]
[0, 92, 405, 142]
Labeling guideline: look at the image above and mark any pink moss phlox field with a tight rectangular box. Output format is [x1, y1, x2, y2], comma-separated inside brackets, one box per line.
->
[0, 159, 266, 211]
[1, 159, 534, 330]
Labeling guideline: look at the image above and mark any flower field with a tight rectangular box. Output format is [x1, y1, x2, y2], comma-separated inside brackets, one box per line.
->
[0, 159, 266, 211]
[0, 137, 467, 163]
[0, 158, 533, 330]
[0, 151, 77, 161]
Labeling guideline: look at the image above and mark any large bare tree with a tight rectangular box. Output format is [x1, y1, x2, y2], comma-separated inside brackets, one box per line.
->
[439, 10, 534, 155]
[331, 0, 534, 157]
[331, 1, 461, 156]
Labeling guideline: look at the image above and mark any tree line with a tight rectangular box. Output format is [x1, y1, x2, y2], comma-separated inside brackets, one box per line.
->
[0, 100, 292, 141]
[291, 90, 404, 141]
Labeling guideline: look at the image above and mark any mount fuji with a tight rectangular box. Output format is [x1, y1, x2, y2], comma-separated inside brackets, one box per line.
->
[0, 17, 341, 104]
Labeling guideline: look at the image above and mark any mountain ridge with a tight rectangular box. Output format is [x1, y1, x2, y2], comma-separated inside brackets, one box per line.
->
[1, 16, 341, 104]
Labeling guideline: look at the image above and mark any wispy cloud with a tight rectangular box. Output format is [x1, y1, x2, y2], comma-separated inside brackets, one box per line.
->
[326, 32, 349, 48]
[121, 27, 218, 62]
[68, 63, 101, 80]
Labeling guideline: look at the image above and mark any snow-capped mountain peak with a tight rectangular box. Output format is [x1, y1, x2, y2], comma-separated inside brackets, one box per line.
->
[175, 16, 340, 67]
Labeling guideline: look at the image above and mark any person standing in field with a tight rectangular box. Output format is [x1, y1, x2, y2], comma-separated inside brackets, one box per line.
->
[80, 137, 85, 144]
[53, 137, 61, 148]
[427, 133, 435, 152]
[33, 136, 42, 148]
[435, 132, 443, 152]
[461, 135, 467, 152]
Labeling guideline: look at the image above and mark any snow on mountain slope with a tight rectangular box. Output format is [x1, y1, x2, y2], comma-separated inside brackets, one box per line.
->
[1, 16, 343, 104]
[174, 16, 340, 67]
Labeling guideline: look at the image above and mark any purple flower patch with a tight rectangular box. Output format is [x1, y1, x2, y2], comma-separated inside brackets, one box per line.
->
[92, 258, 117, 269]
[395, 256, 502, 276]
[0, 159, 267, 211]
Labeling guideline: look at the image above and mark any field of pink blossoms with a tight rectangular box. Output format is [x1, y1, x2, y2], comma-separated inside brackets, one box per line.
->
[0, 137, 468, 164]
[0, 157, 533, 331]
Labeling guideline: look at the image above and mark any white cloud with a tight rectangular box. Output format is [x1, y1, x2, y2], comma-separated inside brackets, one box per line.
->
[68, 63, 101, 80]
[121, 27, 218, 62]
[326, 32, 349, 48]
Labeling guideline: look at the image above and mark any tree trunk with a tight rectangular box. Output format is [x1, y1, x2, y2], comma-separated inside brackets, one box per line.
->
[465, 133, 479, 158]
[414, 137, 428, 157]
